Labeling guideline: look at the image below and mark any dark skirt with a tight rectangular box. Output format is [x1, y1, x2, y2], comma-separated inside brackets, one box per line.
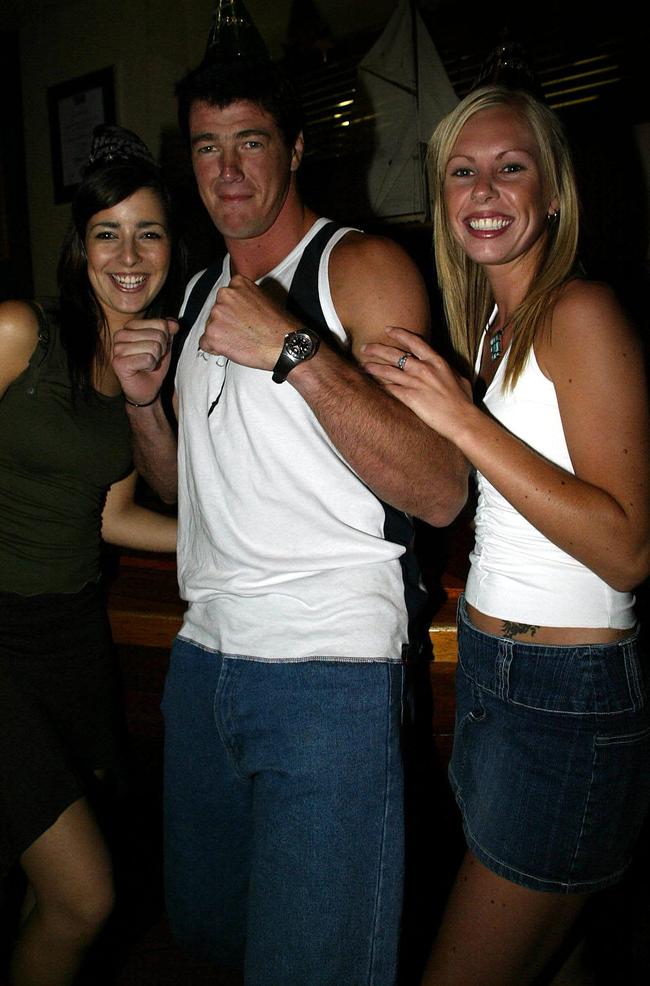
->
[0, 580, 124, 874]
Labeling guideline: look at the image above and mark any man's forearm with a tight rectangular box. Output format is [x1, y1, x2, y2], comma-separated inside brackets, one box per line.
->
[125, 398, 178, 504]
[290, 346, 469, 527]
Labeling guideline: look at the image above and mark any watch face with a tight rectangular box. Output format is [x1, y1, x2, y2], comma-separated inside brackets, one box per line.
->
[286, 332, 315, 360]
[272, 329, 319, 382]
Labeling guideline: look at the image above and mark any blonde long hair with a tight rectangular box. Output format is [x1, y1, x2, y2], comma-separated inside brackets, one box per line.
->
[428, 85, 580, 387]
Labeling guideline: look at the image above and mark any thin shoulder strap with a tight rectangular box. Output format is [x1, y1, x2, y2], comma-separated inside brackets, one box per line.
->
[25, 301, 51, 370]
[26, 300, 49, 338]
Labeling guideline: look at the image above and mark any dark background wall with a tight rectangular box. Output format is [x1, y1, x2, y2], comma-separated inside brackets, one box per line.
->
[0, 1, 648, 328]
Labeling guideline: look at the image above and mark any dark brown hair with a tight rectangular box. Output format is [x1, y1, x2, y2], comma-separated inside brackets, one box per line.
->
[57, 159, 185, 393]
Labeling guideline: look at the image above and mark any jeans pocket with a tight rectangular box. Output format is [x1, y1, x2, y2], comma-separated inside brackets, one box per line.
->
[581, 721, 650, 874]
[449, 678, 487, 799]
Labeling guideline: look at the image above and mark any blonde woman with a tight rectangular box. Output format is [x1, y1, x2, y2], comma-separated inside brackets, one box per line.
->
[363, 85, 650, 985]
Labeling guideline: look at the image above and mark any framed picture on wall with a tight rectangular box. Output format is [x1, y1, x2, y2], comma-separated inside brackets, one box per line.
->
[47, 66, 116, 204]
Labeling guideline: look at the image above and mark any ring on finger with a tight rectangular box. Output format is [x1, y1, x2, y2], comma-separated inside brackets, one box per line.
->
[397, 352, 411, 371]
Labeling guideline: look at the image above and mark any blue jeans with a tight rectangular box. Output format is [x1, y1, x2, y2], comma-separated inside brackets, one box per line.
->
[162, 637, 405, 986]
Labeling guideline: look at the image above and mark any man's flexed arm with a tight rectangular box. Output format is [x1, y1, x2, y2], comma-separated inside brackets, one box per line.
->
[200, 234, 469, 526]
[112, 317, 179, 504]
[290, 234, 469, 526]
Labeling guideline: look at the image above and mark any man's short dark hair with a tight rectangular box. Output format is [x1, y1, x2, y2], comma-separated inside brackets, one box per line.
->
[175, 59, 305, 148]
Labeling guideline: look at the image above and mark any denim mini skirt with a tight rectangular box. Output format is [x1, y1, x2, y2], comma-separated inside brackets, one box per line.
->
[450, 595, 650, 893]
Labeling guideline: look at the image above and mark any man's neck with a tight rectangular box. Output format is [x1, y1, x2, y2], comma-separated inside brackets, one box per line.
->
[226, 199, 320, 281]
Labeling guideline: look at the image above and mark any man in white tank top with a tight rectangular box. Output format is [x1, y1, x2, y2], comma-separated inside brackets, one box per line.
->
[113, 54, 468, 986]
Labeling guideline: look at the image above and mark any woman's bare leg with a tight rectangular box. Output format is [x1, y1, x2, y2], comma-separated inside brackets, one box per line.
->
[423, 851, 588, 986]
[11, 797, 114, 986]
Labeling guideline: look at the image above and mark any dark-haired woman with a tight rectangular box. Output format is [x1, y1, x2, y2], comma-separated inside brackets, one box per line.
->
[0, 127, 182, 986]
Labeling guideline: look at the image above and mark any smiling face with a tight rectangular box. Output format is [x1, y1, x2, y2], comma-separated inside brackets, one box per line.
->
[189, 99, 303, 242]
[85, 187, 171, 331]
[443, 105, 559, 276]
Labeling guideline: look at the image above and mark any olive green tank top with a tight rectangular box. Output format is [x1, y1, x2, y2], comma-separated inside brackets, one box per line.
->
[0, 307, 132, 594]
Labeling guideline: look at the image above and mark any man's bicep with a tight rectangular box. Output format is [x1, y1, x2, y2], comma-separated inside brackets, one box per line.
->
[329, 235, 430, 360]
[347, 291, 430, 359]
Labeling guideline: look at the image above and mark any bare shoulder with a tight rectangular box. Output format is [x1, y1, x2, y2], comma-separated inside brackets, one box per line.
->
[541, 279, 642, 377]
[0, 300, 41, 348]
[330, 230, 422, 284]
[329, 232, 430, 349]
[551, 279, 635, 344]
[0, 301, 41, 395]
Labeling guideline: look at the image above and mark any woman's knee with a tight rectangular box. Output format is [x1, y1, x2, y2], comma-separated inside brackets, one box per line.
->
[21, 796, 115, 934]
[34, 872, 115, 943]
[72, 875, 115, 938]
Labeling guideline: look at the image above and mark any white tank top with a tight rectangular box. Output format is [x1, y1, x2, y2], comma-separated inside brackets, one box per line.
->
[465, 334, 636, 628]
[174, 218, 421, 660]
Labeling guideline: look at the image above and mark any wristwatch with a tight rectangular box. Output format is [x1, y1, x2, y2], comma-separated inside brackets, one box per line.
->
[271, 328, 320, 383]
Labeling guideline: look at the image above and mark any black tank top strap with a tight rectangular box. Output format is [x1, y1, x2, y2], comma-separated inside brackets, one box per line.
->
[23, 301, 53, 380]
[284, 220, 345, 334]
[161, 262, 224, 422]
[27, 301, 50, 348]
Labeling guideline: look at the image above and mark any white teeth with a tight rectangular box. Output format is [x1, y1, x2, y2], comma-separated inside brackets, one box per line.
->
[468, 217, 511, 231]
[111, 274, 147, 287]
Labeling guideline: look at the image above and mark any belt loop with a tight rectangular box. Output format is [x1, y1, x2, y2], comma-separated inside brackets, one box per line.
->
[623, 640, 645, 709]
[496, 638, 513, 700]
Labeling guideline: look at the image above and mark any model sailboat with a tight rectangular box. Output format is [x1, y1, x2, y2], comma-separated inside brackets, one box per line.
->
[358, 0, 458, 222]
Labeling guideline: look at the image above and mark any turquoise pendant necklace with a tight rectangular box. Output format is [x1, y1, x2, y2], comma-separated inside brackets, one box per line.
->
[488, 327, 503, 361]
[485, 306, 507, 362]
